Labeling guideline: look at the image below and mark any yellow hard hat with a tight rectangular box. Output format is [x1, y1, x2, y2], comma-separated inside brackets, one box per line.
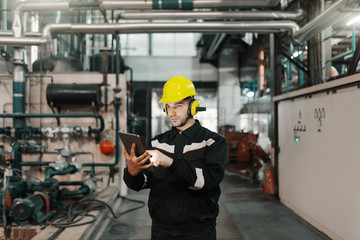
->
[159, 76, 197, 103]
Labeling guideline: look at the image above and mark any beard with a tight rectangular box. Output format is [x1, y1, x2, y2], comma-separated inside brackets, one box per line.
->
[170, 114, 191, 128]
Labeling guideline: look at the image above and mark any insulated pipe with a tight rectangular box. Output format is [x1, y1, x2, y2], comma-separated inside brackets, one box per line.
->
[294, 0, 355, 42]
[0, 21, 299, 46]
[101, 0, 280, 10]
[42, 21, 299, 38]
[117, 9, 303, 21]
[11, 0, 280, 38]
[2, 0, 7, 31]
[0, 37, 47, 46]
[12, 2, 71, 37]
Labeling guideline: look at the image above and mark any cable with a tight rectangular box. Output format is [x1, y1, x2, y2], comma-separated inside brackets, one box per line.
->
[45, 195, 146, 229]
[79, 195, 146, 219]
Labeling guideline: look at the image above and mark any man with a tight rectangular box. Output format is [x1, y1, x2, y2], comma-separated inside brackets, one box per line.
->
[123, 76, 227, 240]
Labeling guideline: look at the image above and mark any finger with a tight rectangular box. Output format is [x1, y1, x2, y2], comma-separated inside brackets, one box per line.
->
[123, 149, 129, 158]
[140, 151, 150, 158]
[144, 161, 154, 168]
[130, 143, 136, 156]
[141, 153, 152, 165]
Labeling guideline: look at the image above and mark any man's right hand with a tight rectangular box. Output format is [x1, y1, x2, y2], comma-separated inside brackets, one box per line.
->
[123, 143, 153, 176]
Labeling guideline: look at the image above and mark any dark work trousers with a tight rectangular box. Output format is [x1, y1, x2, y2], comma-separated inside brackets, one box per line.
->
[151, 227, 216, 240]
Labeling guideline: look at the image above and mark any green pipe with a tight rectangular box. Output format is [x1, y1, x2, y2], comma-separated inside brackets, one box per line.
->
[152, 0, 193, 9]
[45, 165, 77, 181]
[63, 185, 90, 196]
[352, 24, 356, 55]
[0, 113, 105, 134]
[0, 127, 12, 136]
[58, 181, 84, 186]
[13, 65, 26, 140]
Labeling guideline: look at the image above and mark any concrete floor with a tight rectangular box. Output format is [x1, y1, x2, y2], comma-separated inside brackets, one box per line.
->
[98, 172, 331, 240]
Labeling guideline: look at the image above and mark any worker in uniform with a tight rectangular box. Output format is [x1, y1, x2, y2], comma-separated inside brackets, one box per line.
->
[123, 76, 227, 240]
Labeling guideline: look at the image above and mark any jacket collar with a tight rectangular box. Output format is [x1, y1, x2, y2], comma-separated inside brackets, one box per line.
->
[169, 119, 201, 139]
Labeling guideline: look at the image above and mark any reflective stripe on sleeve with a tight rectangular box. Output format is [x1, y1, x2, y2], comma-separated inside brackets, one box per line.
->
[188, 167, 204, 190]
[141, 173, 148, 189]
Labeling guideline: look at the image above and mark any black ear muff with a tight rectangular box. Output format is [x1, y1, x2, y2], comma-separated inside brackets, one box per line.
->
[163, 105, 168, 115]
[188, 99, 200, 117]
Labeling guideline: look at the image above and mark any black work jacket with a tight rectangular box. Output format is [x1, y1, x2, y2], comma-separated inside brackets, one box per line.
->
[123, 120, 227, 233]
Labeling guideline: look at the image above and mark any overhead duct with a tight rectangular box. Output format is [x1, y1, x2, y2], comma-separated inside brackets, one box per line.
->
[294, 0, 356, 42]
[117, 9, 303, 21]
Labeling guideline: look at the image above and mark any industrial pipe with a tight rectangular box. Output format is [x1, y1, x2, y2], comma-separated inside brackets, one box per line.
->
[117, 9, 303, 21]
[101, 0, 280, 10]
[45, 165, 77, 180]
[12, 2, 71, 38]
[60, 185, 90, 197]
[0, 31, 42, 37]
[11, 0, 280, 38]
[294, 0, 355, 42]
[42, 21, 299, 38]
[0, 20, 299, 47]
[0, 37, 47, 46]
[0, 113, 105, 135]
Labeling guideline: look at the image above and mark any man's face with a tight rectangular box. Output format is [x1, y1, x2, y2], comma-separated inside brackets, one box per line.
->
[165, 99, 191, 129]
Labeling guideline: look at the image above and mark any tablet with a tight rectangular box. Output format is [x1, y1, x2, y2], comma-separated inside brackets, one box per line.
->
[118, 132, 146, 156]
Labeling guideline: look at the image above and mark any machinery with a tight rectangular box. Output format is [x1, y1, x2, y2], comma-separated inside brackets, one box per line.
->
[222, 129, 271, 179]
[0, 69, 126, 234]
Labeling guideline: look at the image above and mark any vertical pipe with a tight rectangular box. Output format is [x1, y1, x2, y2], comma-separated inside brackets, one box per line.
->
[13, 48, 26, 171]
[104, 34, 109, 112]
[258, 49, 265, 97]
[2, 0, 7, 31]
[352, 24, 356, 55]
[115, 33, 120, 171]
[286, 40, 293, 90]
[299, 52, 304, 86]
[13, 60, 26, 139]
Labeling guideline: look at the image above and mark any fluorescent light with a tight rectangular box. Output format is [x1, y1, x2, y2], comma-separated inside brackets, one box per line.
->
[347, 15, 360, 26]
